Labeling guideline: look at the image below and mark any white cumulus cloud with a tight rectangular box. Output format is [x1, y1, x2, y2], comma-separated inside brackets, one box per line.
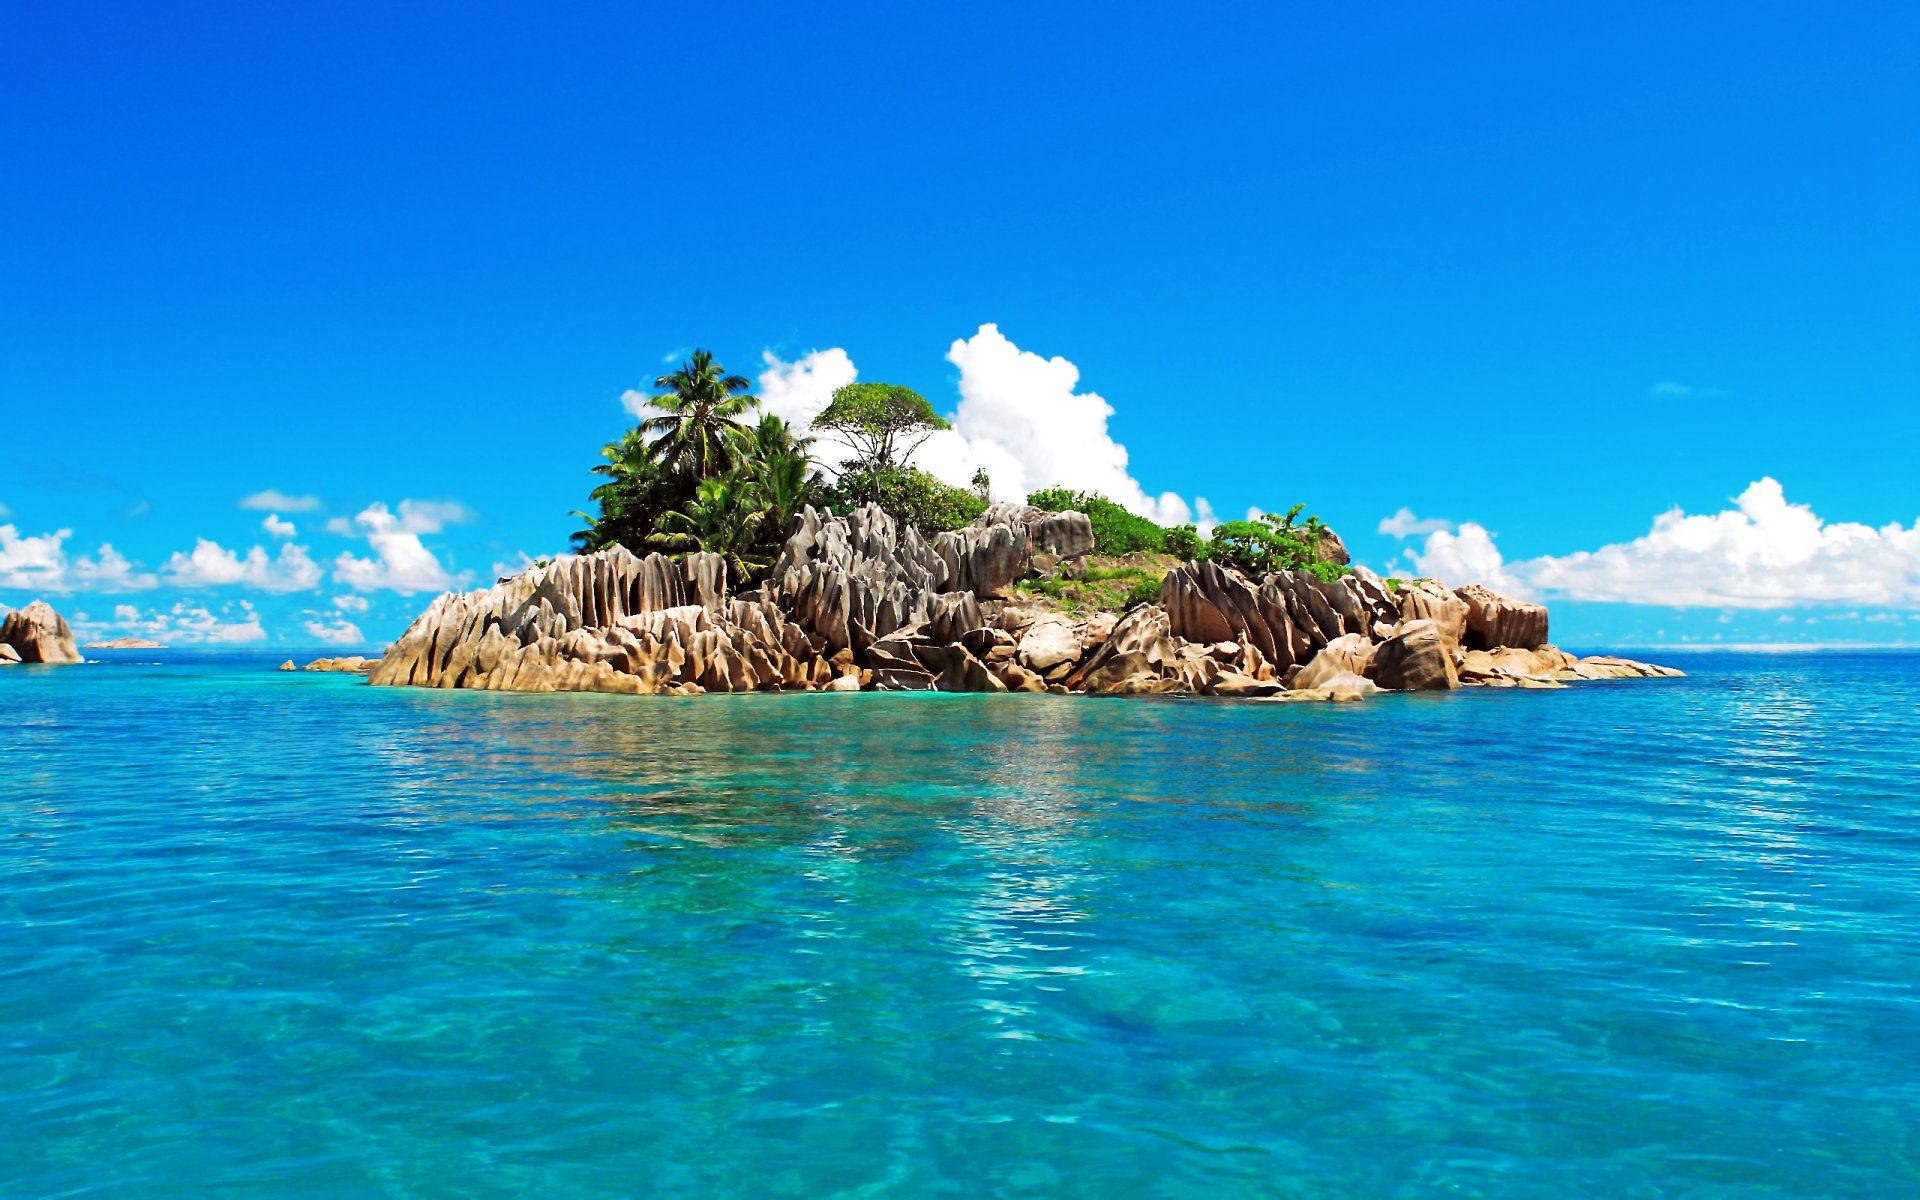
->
[923, 324, 1201, 525]
[240, 489, 322, 513]
[333, 500, 469, 594]
[163, 539, 322, 593]
[757, 348, 858, 430]
[1405, 478, 1920, 608]
[262, 514, 297, 538]
[760, 327, 1205, 526]
[302, 616, 366, 645]
[74, 544, 159, 592]
[331, 594, 369, 613]
[1378, 507, 1455, 538]
[0, 524, 75, 593]
[108, 601, 266, 645]
[1406, 524, 1524, 593]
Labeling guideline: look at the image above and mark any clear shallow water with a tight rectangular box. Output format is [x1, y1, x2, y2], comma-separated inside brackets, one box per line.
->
[3, 650, 1917, 1198]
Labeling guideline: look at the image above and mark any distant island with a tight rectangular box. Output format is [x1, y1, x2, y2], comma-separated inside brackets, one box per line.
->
[84, 637, 168, 650]
[366, 350, 1680, 699]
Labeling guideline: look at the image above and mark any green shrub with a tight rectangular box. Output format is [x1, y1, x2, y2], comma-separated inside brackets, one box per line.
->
[1162, 523, 1202, 561]
[1026, 487, 1168, 555]
[829, 467, 987, 533]
[1122, 576, 1164, 609]
[1201, 510, 1352, 581]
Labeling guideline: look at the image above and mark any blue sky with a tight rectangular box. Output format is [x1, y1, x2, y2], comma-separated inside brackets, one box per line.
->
[3, 1, 1916, 649]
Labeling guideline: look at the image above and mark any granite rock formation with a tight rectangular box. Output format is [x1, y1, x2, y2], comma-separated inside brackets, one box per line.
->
[368, 503, 1679, 700]
[1, 600, 82, 665]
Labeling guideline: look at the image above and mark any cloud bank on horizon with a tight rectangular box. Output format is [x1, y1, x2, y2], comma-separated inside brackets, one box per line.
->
[1384, 478, 1920, 609]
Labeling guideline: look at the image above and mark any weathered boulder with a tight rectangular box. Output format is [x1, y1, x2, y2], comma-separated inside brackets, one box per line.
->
[1456, 584, 1549, 651]
[974, 502, 1095, 561]
[1459, 645, 1578, 684]
[278, 659, 296, 671]
[1210, 672, 1284, 698]
[1560, 655, 1687, 681]
[1316, 526, 1352, 567]
[0, 645, 20, 665]
[1398, 583, 1469, 648]
[1015, 617, 1081, 675]
[1293, 633, 1375, 691]
[1316, 670, 1379, 700]
[0, 600, 82, 664]
[1366, 619, 1459, 691]
[1071, 605, 1179, 694]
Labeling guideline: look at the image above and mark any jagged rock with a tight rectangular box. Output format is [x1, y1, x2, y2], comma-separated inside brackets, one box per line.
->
[303, 656, 375, 673]
[278, 659, 296, 671]
[917, 643, 1007, 693]
[1316, 527, 1351, 566]
[1367, 619, 1459, 691]
[366, 501, 1681, 702]
[1398, 583, 1469, 648]
[1072, 605, 1182, 694]
[0, 600, 81, 664]
[974, 502, 1095, 560]
[1162, 560, 1292, 667]
[1456, 584, 1548, 651]
[1293, 633, 1375, 690]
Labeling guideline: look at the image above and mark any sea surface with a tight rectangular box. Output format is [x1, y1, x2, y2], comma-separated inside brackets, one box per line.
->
[3, 650, 1917, 1198]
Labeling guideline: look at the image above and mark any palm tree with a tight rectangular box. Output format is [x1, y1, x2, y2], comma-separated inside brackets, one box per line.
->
[640, 350, 758, 479]
[648, 476, 773, 579]
[572, 428, 673, 550]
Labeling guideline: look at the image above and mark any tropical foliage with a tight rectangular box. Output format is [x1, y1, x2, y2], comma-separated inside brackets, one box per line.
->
[572, 352, 826, 574]
[1026, 487, 1192, 556]
[814, 383, 950, 482]
[1202, 505, 1349, 582]
[824, 466, 986, 533]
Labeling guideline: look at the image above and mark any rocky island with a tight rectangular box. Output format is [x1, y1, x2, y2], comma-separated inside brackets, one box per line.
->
[369, 501, 1678, 699]
[84, 637, 168, 650]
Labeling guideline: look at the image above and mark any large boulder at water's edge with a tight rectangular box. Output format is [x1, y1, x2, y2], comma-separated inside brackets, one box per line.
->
[0, 644, 19, 665]
[1, 600, 82, 664]
[1366, 618, 1459, 691]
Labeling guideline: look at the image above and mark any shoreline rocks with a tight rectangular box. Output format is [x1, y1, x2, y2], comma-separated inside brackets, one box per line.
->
[364, 504, 1682, 700]
[1, 600, 83, 665]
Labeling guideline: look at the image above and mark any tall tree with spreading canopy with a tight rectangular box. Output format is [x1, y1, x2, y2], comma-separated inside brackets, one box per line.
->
[814, 383, 950, 476]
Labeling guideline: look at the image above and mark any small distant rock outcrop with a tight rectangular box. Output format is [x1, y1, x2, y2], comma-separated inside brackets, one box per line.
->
[1, 600, 83, 665]
[365, 504, 1680, 699]
[303, 656, 377, 673]
[84, 637, 167, 650]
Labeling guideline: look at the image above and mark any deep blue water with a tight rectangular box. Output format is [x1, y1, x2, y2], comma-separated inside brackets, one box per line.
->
[3, 649, 1918, 1197]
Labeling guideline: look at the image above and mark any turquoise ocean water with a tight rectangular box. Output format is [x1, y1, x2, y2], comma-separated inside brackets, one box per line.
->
[3, 650, 1917, 1197]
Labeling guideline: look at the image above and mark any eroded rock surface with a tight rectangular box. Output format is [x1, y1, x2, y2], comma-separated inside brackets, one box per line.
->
[0, 600, 82, 664]
[366, 505, 1680, 701]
